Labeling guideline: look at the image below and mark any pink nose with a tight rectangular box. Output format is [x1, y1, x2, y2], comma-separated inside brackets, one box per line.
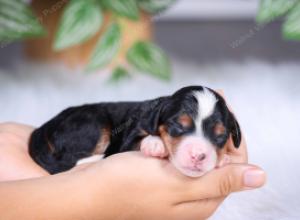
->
[180, 137, 210, 164]
[191, 152, 207, 163]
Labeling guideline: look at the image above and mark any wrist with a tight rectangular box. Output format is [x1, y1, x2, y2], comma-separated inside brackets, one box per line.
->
[82, 163, 126, 220]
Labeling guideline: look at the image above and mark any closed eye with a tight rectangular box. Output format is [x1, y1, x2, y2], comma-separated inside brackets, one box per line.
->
[167, 114, 195, 137]
[168, 124, 195, 137]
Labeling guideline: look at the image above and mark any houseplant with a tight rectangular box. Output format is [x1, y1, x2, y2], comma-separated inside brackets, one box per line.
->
[257, 0, 300, 39]
[2, 0, 299, 81]
[0, 0, 176, 80]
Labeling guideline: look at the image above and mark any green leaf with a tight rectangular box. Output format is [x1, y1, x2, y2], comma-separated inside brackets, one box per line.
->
[86, 23, 121, 72]
[256, 0, 298, 24]
[109, 66, 130, 82]
[283, 2, 300, 40]
[0, 0, 45, 41]
[127, 41, 171, 80]
[102, 0, 139, 20]
[54, 0, 103, 51]
[138, 0, 176, 14]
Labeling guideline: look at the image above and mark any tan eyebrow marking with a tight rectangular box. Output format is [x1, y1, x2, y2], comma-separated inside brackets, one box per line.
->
[178, 114, 193, 128]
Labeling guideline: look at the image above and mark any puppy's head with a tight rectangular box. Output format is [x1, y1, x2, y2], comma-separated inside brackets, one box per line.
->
[159, 86, 241, 177]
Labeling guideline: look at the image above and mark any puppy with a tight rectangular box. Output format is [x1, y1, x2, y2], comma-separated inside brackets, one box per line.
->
[29, 86, 241, 177]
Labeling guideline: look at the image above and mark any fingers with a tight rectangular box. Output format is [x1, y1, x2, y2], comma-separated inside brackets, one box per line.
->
[180, 164, 266, 201]
[0, 122, 34, 143]
[225, 134, 248, 164]
[0, 135, 49, 181]
[215, 89, 224, 97]
[0, 122, 49, 181]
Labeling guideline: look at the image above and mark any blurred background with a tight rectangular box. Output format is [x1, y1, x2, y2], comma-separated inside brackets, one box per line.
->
[0, 0, 300, 219]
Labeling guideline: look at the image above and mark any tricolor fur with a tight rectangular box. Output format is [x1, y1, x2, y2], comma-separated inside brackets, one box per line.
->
[29, 86, 241, 177]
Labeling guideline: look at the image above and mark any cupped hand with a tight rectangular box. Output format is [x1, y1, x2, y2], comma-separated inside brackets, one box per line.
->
[0, 122, 265, 220]
[72, 109, 261, 220]
[84, 142, 263, 220]
[0, 122, 49, 181]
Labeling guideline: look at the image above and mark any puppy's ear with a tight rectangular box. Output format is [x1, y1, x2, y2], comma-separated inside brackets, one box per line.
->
[228, 111, 242, 148]
[141, 108, 161, 135]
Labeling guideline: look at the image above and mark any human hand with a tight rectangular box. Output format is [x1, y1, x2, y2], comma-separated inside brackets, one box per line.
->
[0, 148, 265, 220]
[84, 146, 264, 220]
[0, 122, 49, 181]
[0, 121, 265, 220]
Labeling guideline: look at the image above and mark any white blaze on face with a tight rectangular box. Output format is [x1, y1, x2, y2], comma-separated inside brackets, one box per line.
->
[170, 88, 219, 177]
[193, 88, 218, 134]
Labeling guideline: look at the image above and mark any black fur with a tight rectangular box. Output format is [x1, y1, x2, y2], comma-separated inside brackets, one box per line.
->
[29, 86, 241, 174]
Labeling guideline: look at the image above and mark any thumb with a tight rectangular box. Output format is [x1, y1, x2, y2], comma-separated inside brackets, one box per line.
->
[183, 164, 266, 200]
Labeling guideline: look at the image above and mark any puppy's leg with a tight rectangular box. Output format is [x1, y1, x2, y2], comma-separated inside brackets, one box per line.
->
[140, 135, 168, 158]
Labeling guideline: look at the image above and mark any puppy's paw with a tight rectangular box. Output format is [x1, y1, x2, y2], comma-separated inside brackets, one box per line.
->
[216, 154, 231, 168]
[140, 135, 168, 158]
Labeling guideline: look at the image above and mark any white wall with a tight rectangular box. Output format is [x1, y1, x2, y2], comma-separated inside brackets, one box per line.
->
[158, 0, 259, 20]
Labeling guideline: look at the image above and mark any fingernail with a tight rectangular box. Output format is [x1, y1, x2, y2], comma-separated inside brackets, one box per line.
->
[243, 168, 266, 188]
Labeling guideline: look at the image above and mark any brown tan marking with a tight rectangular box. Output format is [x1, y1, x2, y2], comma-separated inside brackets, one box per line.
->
[93, 128, 111, 155]
[46, 137, 55, 154]
[178, 114, 193, 128]
[214, 123, 226, 136]
[158, 125, 184, 155]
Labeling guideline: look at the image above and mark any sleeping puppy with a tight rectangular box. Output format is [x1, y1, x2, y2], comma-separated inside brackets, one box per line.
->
[29, 86, 241, 177]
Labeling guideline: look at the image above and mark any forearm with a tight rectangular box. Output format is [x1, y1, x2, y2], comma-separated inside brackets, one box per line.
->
[0, 170, 103, 220]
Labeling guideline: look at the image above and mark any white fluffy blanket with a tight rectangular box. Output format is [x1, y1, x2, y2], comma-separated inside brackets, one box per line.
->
[0, 59, 299, 220]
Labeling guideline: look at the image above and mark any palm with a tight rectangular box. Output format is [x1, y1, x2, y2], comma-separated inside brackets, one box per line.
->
[0, 123, 49, 181]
